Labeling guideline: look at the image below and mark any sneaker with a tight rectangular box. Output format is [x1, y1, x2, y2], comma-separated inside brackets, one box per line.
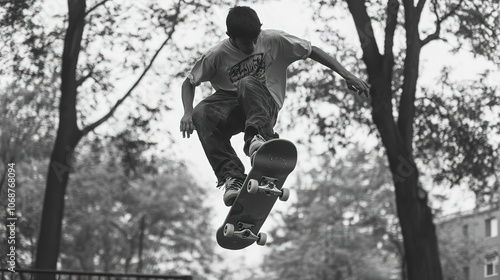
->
[249, 134, 266, 157]
[222, 177, 244, 206]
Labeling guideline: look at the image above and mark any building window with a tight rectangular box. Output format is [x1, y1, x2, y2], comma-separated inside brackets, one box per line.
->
[484, 254, 499, 277]
[463, 266, 469, 280]
[485, 217, 498, 238]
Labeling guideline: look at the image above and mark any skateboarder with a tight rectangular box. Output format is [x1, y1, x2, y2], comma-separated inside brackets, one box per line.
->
[180, 6, 369, 206]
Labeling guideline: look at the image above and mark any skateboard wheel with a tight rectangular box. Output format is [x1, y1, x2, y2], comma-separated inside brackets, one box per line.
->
[257, 232, 267, 246]
[247, 179, 259, 194]
[224, 223, 235, 237]
[279, 188, 290, 201]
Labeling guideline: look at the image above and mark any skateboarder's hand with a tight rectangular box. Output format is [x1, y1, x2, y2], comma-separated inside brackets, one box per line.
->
[345, 75, 370, 97]
[180, 113, 195, 138]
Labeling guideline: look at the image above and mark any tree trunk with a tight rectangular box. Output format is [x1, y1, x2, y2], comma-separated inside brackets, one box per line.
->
[35, 1, 86, 278]
[137, 215, 145, 273]
[376, 115, 442, 279]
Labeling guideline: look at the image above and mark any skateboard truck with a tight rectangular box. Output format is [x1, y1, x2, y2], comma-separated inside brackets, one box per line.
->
[247, 177, 290, 201]
[220, 177, 289, 248]
[223, 222, 268, 246]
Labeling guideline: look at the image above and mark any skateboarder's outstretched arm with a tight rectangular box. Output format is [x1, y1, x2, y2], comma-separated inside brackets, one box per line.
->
[180, 77, 196, 138]
[309, 46, 370, 97]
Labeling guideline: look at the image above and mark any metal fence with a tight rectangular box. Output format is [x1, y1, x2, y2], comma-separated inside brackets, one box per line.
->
[0, 269, 192, 280]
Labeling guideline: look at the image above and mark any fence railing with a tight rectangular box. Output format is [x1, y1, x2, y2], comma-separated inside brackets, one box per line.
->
[0, 269, 192, 280]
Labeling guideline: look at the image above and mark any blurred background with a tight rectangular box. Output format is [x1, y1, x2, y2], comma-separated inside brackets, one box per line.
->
[0, 0, 498, 279]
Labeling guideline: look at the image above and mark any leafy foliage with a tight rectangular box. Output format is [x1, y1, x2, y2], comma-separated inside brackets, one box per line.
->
[0, 134, 220, 278]
[264, 148, 402, 280]
[280, 1, 499, 278]
[415, 69, 500, 203]
[0, 86, 55, 156]
[0, 0, 60, 85]
[444, 0, 500, 64]
[0, 158, 46, 267]
[285, 0, 499, 203]
[1, 0, 231, 139]
[282, 58, 375, 156]
[60, 138, 219, 277]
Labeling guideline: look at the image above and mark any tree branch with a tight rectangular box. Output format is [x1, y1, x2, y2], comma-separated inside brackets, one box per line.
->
[420, 33, 440, 47]
[85, 0, 110, 16]
[398, 0, 423, 153]
[345, 0, 383, 76]
[383, 0, 399, 60]
[421, 0, 464, 47]
[416, 0, 426, 16]
[439, 0, 464, 24]
[82, 37, 171, 135]
[82, 2, 182, 135]
[76, 68, 94, 88]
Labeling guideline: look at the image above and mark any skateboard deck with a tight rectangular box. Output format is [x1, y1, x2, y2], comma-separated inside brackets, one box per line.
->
[216, 139, 297, 250]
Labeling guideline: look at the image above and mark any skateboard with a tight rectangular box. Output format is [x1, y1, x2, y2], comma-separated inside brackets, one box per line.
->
[216, 139, 297, 250]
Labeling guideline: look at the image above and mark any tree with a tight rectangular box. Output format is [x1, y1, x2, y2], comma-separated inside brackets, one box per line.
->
[1, 0, 230, 275]
[263, 148, 402, 280]
[0, 132, 220, 278]
[0, 24, 58, 266]
[414, 69, 500, 204]
[0, 159, 46, 268]
[0, 82, 57, 194]
[58, 136, 219, 278]
[0, 0, 59, 194]
[38, 0, 184, 271]
[282, 0, 499, 279]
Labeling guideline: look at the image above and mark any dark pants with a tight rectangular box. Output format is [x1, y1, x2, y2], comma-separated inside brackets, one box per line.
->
[192, 76, 279, 186]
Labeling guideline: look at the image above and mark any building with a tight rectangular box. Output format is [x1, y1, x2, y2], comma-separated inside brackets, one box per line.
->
[438, 203, 500, 280]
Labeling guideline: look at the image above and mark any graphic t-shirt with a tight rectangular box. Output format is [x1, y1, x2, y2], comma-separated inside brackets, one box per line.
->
[188, 29, 312, 108]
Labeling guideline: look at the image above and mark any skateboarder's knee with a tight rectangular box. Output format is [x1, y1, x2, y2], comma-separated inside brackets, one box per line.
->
[237, 76, 260, 93]
[192, 103, 208, 125]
